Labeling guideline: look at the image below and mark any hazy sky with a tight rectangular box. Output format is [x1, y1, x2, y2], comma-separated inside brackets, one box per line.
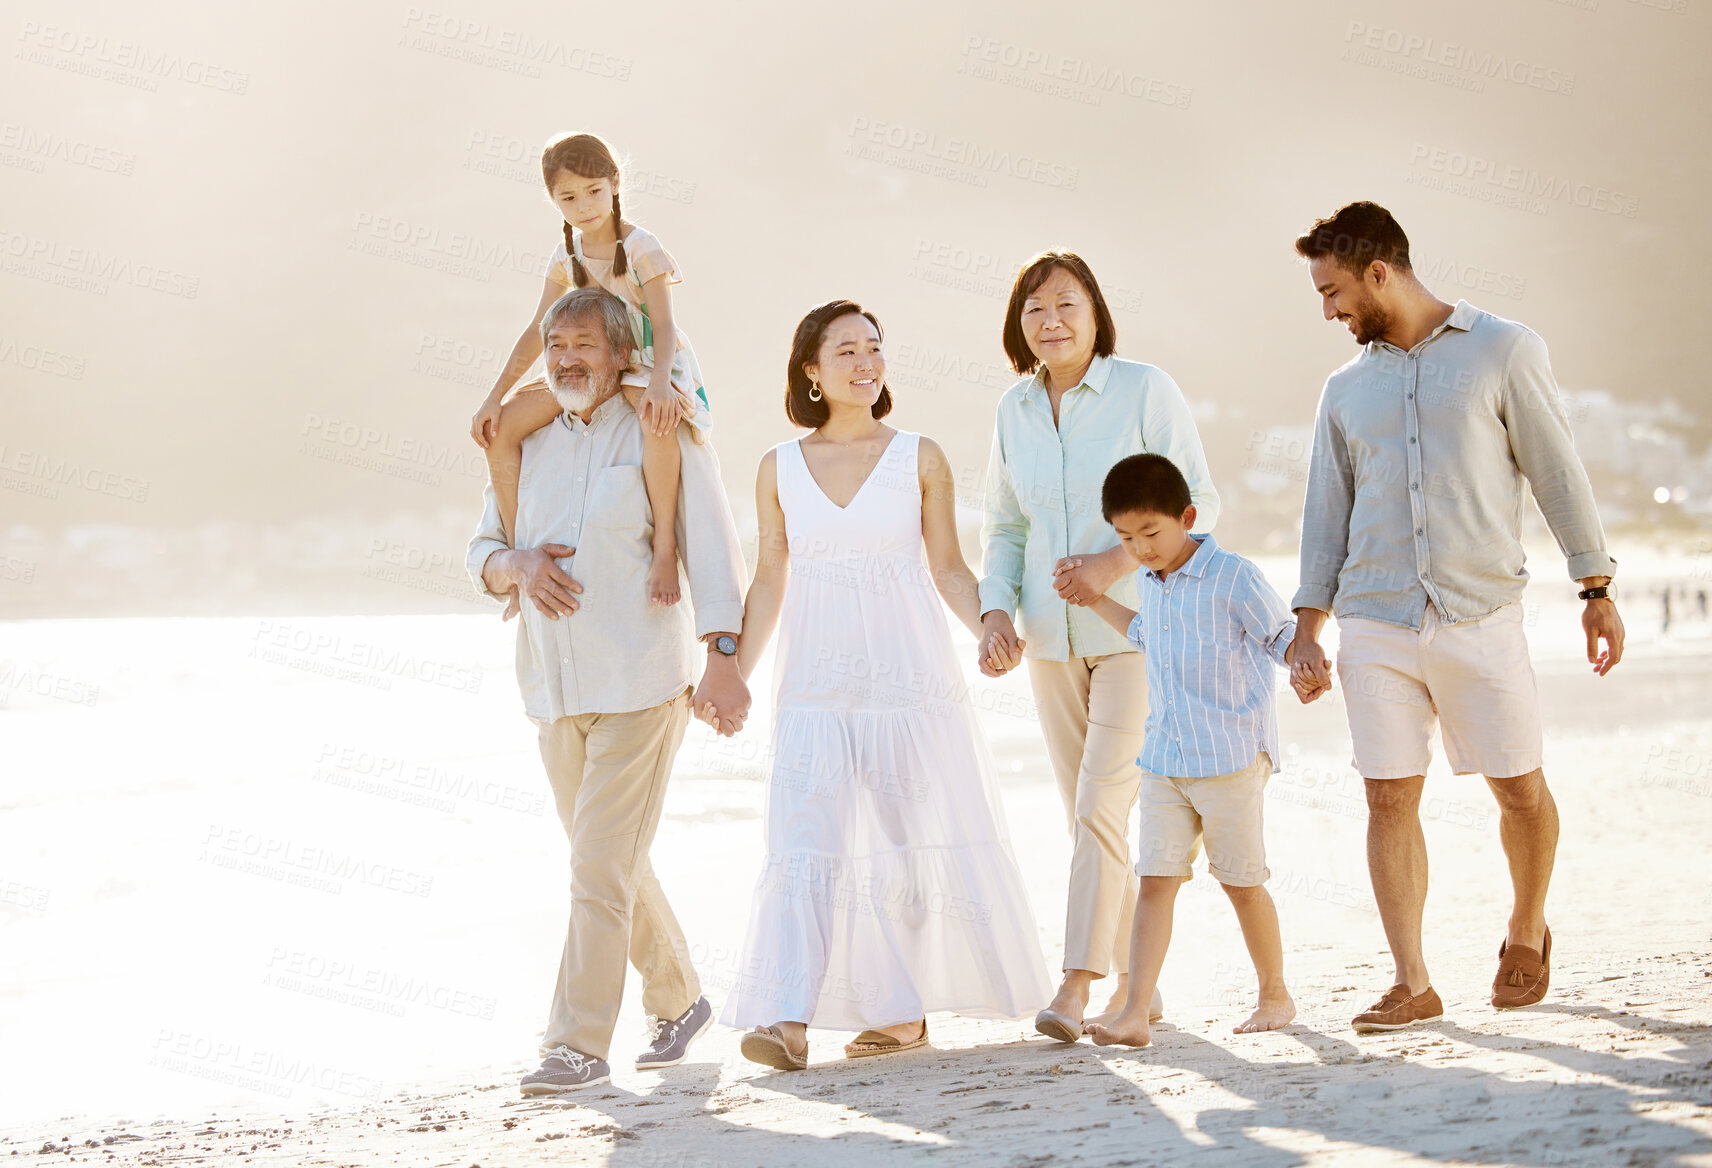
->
[3, 0, 1707, 533]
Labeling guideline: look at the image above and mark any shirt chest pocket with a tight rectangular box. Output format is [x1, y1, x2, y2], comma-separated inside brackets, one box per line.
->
[586, 463, 652, 538]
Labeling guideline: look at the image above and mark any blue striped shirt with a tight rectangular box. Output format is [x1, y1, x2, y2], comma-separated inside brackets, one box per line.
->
[1125, 535, 1295, 779]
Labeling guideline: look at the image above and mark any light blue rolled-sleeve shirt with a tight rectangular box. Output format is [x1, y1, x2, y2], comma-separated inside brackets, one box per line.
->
[1126, 535, 1295, 779]
[1293, 300, 1616, 629]
[979, 355, 1221, 661]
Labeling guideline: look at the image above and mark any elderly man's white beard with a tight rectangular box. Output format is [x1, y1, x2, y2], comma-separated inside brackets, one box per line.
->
[549, 364, 619, 414]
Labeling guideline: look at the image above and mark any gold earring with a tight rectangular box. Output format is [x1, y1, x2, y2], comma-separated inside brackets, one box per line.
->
[809, 380, 823, 402]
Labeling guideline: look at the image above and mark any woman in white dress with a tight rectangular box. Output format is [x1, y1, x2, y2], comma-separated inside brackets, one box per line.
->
[720, 300, 1051, 1069]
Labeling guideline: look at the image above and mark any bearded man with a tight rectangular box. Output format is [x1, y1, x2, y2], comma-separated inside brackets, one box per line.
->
[1284, 202, 1623, 1033]
[466, 285, 750, 1092]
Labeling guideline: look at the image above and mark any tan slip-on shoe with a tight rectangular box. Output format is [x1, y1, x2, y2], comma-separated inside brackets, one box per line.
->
[1351, 984, 1445, 1033]
[1034, 1008, 1084, 1043]
[1492, 926, 1552, 1008]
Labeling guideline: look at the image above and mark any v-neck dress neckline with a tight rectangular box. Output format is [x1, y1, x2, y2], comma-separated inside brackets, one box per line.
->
[795, 430, 902, 511]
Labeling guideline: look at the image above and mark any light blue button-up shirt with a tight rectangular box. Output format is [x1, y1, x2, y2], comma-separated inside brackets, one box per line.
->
[1293, 300, 1615, 630]
[1126, 535, 1295, 779]
[979, 355, 1221, 661]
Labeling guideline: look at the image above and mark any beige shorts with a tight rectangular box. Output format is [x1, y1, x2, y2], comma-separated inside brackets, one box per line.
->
[1134, 751, 1271, 887]
[1336, 602, 1543, 781]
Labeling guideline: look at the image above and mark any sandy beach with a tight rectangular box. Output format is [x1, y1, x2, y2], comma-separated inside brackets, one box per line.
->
[2, 554, 1710, 1166]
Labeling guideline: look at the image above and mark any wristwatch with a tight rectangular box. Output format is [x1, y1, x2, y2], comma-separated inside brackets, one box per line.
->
[1577, 585, 1614, 601]
[709, 634, 738, 655]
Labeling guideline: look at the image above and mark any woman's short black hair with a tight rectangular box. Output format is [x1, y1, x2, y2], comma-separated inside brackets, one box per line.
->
[1102, 453, 1193, 522]
[784, 299, 895, 428]
[1002, 251, 1118, 375]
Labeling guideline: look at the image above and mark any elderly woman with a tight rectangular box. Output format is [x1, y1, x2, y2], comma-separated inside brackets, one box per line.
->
[977, 251, 1220, 1042]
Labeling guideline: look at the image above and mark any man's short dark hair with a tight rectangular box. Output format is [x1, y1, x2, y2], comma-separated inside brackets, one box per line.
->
[1102, 453, 1192, 522]
[1294, 201, 1412, 275]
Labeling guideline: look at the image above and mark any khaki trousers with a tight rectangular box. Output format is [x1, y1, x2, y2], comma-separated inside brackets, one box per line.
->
[1026, 651, 1149, 977]
[536, 689, 700, 1060]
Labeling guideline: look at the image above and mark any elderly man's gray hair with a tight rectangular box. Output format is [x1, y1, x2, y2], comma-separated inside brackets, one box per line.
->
[539, 286, 634, 357]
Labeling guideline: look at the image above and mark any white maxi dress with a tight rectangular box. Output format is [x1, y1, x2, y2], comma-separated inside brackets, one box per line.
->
[720, 430, 1051, 1031]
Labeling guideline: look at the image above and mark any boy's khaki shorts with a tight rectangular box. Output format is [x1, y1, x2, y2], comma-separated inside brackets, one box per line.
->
[1336, 601, 1543, 781]
[1134, 751, 1271, 888]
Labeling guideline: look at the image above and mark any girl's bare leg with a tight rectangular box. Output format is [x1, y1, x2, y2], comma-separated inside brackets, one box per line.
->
[487, 385, 562, 543]
[485, 386, 561, 618]
[641, 428, 682, 605]
[620, 384, 683, 606]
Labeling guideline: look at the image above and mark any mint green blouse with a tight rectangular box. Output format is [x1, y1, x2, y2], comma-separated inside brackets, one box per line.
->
[979, 355, 1220, 661]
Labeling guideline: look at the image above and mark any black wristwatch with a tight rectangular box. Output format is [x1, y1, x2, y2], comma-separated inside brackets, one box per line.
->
[1577, 585, 1613, 601]
[709, 634, 738, 655]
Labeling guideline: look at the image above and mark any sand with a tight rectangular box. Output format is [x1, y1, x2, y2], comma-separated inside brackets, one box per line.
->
[2, 555, 1710, 1166]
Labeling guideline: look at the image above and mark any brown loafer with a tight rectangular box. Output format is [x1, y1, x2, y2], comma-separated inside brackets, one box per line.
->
[1491, 926, 1551, 1008]
[1351, 984, 1444, 1033]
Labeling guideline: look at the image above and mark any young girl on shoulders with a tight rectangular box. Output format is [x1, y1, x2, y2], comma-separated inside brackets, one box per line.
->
[470, 132, 712, 606]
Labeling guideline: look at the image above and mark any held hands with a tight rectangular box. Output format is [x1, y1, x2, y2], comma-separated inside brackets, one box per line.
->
[979, 610, 1026, 677]
[1052, 551, 1125, 607]
[692, 655, 751, 736]
[1286, 635, 1333, 704]
[1582, 598, 1624, 676]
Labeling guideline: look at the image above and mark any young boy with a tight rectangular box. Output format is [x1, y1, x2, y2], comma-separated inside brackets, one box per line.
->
[1080, 453, 1313, 1048]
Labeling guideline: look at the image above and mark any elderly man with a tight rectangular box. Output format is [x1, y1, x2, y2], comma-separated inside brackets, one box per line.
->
[467, 286, 751, 1093]
[1287, 202, 1624, 1034]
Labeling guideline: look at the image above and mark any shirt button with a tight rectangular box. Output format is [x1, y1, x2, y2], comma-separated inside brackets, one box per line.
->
[1409, 437, 1417, 444]
[561, 657, 569, 664]
[576, 476, 583, 482]
[1412, 481, 1420, 489]
[1416, 528, 1424, 536]
[1407, 392, 1414, 399]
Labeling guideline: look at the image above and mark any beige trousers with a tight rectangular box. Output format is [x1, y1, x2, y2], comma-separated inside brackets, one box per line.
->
[536, 689, 700, 1060]
[1026, 650, 1149, 977]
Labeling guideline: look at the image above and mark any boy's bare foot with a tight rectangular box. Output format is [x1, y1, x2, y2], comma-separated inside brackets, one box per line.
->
[647, 551, 681, 606]
[1085, 1013, 1153, 1049]
[1234, 992, 1296, 1034]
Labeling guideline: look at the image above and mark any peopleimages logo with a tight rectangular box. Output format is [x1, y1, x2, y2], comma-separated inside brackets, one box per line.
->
[0, 123, 135, 174]
[0, 445, 150, 502]
[1343, 22, 1576, 95]
[396, 8, 631, 80]
[846, 117, 1079, 190]
[956, 35, 1192, 109]
[0, 229, 200, 297]
[15, 22, 251, 94]
[1406, 144, 1640, 218]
